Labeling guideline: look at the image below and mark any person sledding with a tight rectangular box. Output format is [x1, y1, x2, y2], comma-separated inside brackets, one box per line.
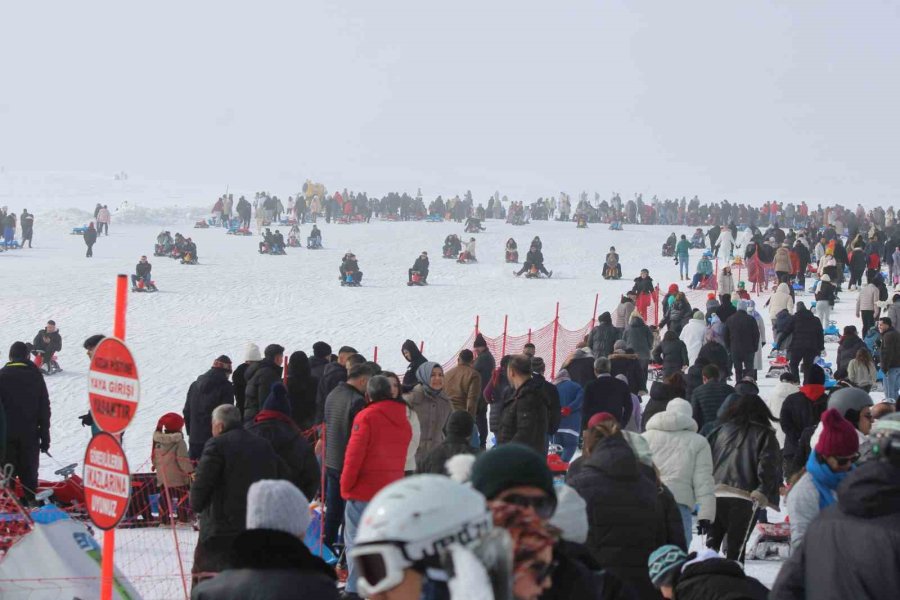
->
[340, 251, 363, 285]
[31, 320, 62, 374]
[690, 228, 706, 249]
[442, 233, 462, 258]
[464, 216, 485, 233]
[602, 246, 622, 279]
[155, 230, 173, 256]
[131, 255, 157, 292]
[505, 237, 519, 263]
[515, 243, 552, 278]
[180, 237, 198, 264]
[688, 251, 714, 289]
[306, 224, 322, 249]
[408, 251, 429, 286]
[457, 237, 477, 263]
[632, 268, 655, 320]
[662, 232, 677, 256]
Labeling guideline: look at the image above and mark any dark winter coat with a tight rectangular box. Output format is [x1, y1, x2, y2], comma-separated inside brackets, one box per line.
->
[882, 326, 900, 370]
[246, 412, 319, 501]
[608, 353, 644, 394]
[135, 261, 152, 278]
[418, 410, 480, 475]
[0, 361, 51, 452]
[83, 227, 97, 246]
[724, 311, 760, 357]
[770, 460, 900, 600]
[190, 427, 284, 542]
[676, 557, 768, 600]
[834, 333, 867, 379]
[684, 363, 704, 402]
[401, 339, 427, 391]
[309, 356, 329, 382]
[191, 529, 339, 600]
[566, 435, 666, 600]
[286, 355, 318, 431]
[497, 377, 549, 455]
[815, 280, 836, 305]
[715, 300, 736, 324]
[323, 382, 366, 471]
[315, 361, 346, 425]
[588, 321, 621, 358]
[582, 374, 633, 430]
[652, 338, 690, 378]
[632, 276, 655, 295]
[662, 300, 692, 335]
[779, 388, 828, 461]
[708, 420, 782, 509]
[183, 367, 235, 453]
[534, 374, 562, 435]
[565, 351, 596, 387]
[641, 380, 685, 431]
[777, 308, 824, 357]
[485, 370, 513, 433]
[31, 328, 62, 355]
[697, 341, 729, 378]
[623, 318, 654, 360]
[230, 362, 252, 420]
[540, 540, 638, 600]
[473, 349, 495, 399]
[243, 359, 283, 422]
[690, 381, 735, 436]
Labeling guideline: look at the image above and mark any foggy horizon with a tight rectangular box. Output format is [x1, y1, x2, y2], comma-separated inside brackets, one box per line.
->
[2, 1, 898, 206]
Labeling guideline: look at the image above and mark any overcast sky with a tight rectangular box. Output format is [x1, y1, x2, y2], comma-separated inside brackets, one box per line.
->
[2, 1, 898, 205]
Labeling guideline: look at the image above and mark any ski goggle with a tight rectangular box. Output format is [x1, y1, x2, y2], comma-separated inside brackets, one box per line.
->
[350, 543, 415, 595]
[496, 493, 556, 520]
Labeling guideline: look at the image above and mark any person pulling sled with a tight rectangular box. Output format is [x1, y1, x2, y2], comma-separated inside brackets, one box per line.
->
[442, 234, 462, 258]
[505, 237, 519, 263]
[457, 238, 477, 263]
[515, 243, 552, 278]
[131, 255, 158, 292]
[307, 224, 323, 249]
[602, 246, 621, 279]
[32, 320, 62, 375]
[340, 251, 363, 286]
[408, 251, 429, 286]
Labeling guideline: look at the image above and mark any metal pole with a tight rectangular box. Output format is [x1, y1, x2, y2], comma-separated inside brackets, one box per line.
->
[373, 346, 378, 363]
[550, 302, 560, 376]
[592, 293, 599, 322]
[501, 315, 508, 357]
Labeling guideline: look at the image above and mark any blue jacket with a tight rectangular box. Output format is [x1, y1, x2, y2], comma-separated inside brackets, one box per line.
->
[556, 379, 584, 435]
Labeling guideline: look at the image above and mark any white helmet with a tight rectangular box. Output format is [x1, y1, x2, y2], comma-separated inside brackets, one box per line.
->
[350, 475, 493, 596]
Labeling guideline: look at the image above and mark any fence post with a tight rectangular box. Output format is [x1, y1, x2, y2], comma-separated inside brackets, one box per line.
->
[593, 293, 599, 322]
[475, 315, 480, 335]
[283, 349, 289, 385]
[527, 328, 532, 344]
[550, 302, 560, 376]
[501, 315, 508, 356]
[373, 346, 378, 363]
[654, 285, 660, 327]
[419, 340, 424, 353]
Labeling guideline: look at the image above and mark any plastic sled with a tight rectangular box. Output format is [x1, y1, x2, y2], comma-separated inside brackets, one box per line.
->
[457, 252, 477, 264]
[767, 352, 789, 378]
[132, 280, 158, 293]
[602, 264, 622, 280]
[425, 214, 443, 222]
[792, 282, 804, 291]
[746, 522, 791, 561]
[71, 226, 89, 235]
[648, 363, 664, 381]
[340, 273, 362, 287]
[407, 271, 426, 286]
[307, 239, 323, 249]
[194, 220, 210, 229]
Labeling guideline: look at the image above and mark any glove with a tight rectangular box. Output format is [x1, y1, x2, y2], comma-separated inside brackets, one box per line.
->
[560, 407, 572, 417]
[40, 443, 50, 454]
[79, 413, 94, 427]
[750, 490, 768, 506]
[696, 519, 711, 536]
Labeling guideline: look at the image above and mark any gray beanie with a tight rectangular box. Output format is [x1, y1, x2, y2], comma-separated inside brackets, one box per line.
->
[246, 480, 311, 538]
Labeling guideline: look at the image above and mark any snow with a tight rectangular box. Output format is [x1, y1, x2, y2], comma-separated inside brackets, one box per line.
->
[2, 172, 891, 596]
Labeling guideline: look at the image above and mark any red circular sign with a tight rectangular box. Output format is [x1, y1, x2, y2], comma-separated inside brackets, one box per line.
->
[83, 433, 131, 530]
[89, 337, 140, 434]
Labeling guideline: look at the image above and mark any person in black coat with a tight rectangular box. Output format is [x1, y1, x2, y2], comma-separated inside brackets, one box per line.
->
[0, 342, 51, 503]
[184, 356, 235, 460]
[724, 301, 761, 381]
[243, 344, 285, 423]
[246, 383, 319, 501]
[418, 410, 480, 474]
[641, 372, 686, 431]
[532, 357, 561, 436]
[562, 345, 596, 388]
[834, 325, 867, 380]
[793, 238, 811, 286]
[309, 341, 331, 381]
[697, 341, 729, 381]
[83, 222, 97, 257]
[31, 321, 62, 365]
[690, 364, 735, 436]
[778, 364, 827, 479]
[315, 346, 357, 423]
[567, 428, 667, 600]
[608, 342, 645, 395]
[582, 357, 633, 429]
[131, 256, 152, 288]
[401, 339, 427, 391]
[515, 244, 552, 277]
[190, 405, 285, 586]
[286, 351, 318, 431]
[776, 302, 825, 377]
[652, 330, 690, 378]
[715, 296, 736, 323]
[408, 251, 430, 283]
[587, 313, 621, 358]
[472, 336, 495, 449]
[497, 355, 549, 455]
[771, 456, 900, 600]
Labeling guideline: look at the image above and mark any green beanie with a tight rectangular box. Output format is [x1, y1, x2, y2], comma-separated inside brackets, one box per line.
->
[470, 443, 555, 502]
[648, 544, 687, 587]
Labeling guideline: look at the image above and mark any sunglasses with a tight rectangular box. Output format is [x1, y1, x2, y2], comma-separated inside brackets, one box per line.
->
[525, 559, 558, 585]
[834, 453, 860, 467]
[497, 493, 556, 519]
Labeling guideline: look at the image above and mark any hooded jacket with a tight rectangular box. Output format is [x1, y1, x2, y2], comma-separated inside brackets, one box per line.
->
[31, 328, 62, 355]
[680, 316, 707, 366]
[323, 381, 366, 471]
[835, 332, 867, 379]
[418, 410, 479, 474]
[566, 435, 664, 600]
[771, 461, 900, 600]
[243, 359, 283, 422]
[497, 376, 549, 455]
[652, 338, 689, 378]
[247, 411, 320, 501]
[676, 557, 768, 600]
[151, 431, 193, 488]
[286, 352, 318, 431]
[587, 316, 621, 358]
[554, 373, 585, 435]
[401, 339, 427, 390]
[724, 308, 761, 357]
[184, 367, 235, 454]
[340, 397, 412, 501]
[315, 360, 347, 424]
[642, 399, 716, 522]
[642, 380, 684, 431]
[769, 283, 795, 317]
[0, 360, 51, 452]
[623, 317, 654, 360]
[777, 307, 825, 357]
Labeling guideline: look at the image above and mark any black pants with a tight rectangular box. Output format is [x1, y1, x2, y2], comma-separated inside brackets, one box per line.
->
[476, 400, 488, 449]
[192, 534, 237, 588]
[707, 497, 756, 561]
[861, 310, 875, 337]
[6, 439, 40, 502]
[516, 261, 549, 276]
[733, 353, 756, 381]
[98, 222, 108, 235]
[776, 271, 790, 284]
[789, 351, 818, 377]
[86, 243, 94, 257]
[849, 269, 864, 289]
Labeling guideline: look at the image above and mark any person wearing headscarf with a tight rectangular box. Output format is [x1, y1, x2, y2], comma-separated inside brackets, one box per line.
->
[403, 361, 452, 466]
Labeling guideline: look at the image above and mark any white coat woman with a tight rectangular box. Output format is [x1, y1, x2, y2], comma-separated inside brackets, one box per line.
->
[768, 283, 794, 326]
[642, 398, 716, 545]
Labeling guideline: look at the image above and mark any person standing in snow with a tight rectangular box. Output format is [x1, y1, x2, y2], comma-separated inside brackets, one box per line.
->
[676, 234, 691, 280]
[243, 344, 285, 423]
[96, 204, 110, 235]
[550, 369, 583, 461]
[19, 209, 34, 248]
[724, 300, 760, 381]
[83, 222, 97, 257]
[680, 311, 708, 366]
[587, 312, 620, 358]
[472, 333, 494, 449]
[183, 355, 235, 460]
[779, 364, 828, 479]
[151, 412, 193, 524]
[231, 343, 261, 420]
[443, 349, 482, 417]
[315, 346, 358, 423]
[285, 351, 318, 431]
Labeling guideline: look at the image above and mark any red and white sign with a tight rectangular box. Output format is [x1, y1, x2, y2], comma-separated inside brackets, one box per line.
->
[83, 433, 131, 530]
[89, 337, 140, 434]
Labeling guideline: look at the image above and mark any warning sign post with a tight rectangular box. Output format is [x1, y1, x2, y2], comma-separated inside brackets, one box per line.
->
[83, 432, 131, 530]
[89, 338, 140, 434]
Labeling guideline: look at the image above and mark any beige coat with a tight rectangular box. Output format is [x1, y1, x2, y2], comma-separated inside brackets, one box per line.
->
[404, 384, 453, 466]
[443, 363, 482, 415]
[774, 247, 792, 273]
[151, 431, 193, 488]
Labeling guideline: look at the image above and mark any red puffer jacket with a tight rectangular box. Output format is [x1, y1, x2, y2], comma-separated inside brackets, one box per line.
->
[340, 398, 412, 502]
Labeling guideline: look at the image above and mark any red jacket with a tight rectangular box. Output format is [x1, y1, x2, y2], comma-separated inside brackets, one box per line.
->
[340, 398, 412, 502]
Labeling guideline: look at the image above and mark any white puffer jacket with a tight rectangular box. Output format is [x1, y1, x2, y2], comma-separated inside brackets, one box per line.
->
[680, 317, 708, 366]
[642, 398, 716, 522]
[768, 283, 794, 317]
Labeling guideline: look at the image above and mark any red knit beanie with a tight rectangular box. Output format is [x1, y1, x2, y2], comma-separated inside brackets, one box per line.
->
[815, 408, 859, 457]
[156, 412, 185, 433]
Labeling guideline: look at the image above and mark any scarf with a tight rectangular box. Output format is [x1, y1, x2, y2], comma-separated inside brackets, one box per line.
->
[416, 360, 441, 393]
[800, 384, 825, 401]
[254, 409, 300, 432]
[805, 451, 850, 509]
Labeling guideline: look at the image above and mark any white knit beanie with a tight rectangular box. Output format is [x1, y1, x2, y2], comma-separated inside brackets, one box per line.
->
[246, 480, 311, 538]
[245, 343, 262, 362]
[549, 484, 588, 544]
